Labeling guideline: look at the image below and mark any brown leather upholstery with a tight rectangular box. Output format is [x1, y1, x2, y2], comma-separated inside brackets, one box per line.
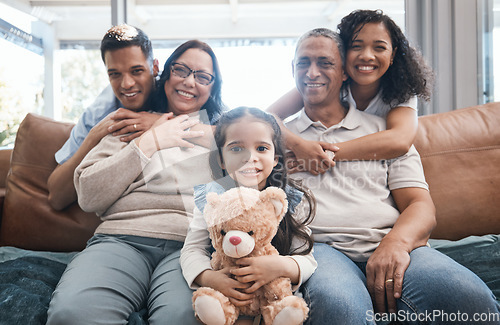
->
[0, 149, 11, 189]
[0, 104, 499, 251]
[0, 113, 100, 252]
[415, 102, 500, 240]
[0, 149, 12, 214]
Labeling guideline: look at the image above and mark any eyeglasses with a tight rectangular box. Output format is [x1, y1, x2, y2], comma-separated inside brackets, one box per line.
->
[170, 62, 215, 86]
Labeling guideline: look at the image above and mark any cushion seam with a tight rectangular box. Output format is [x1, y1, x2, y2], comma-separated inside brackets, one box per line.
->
[420, 145, 500, 158]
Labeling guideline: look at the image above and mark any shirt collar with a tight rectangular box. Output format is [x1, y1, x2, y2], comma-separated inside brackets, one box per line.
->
[295, 102, 363, 133]
[346, 84, 384, 114]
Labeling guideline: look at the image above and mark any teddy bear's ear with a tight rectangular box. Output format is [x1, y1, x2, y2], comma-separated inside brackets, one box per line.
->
[271, 199, 285, 218]
[206, 192, 220, 206]
[260, 187, 288, 220]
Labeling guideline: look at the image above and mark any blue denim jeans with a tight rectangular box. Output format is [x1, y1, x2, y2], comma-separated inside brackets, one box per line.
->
[47, 234, 199, 325]
[302, 243, 500, 325]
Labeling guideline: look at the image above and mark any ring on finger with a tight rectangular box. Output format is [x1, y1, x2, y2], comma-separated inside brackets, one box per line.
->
[385, 278, 394, 284]
[133, 124, 137, 130]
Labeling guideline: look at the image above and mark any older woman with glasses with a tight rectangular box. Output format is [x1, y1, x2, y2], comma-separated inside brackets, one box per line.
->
[47, 40, 225, 325]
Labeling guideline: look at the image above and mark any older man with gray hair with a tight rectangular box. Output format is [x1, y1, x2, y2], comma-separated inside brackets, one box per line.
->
[286, 28, 499, 325]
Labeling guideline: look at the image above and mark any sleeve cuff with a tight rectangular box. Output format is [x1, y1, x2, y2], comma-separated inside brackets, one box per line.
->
[288, 255, 317, 292]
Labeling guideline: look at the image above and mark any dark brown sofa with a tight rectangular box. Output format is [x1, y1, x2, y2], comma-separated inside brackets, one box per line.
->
[0, 114, 100, 251]
[0, 103, 499, 324]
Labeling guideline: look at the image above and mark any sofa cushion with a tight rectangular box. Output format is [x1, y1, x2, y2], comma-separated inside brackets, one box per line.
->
[0, 256, 67, 324]
[430, 235, 500, 300]
[415, 102, 500, 240]
[0, 113, 100, 251]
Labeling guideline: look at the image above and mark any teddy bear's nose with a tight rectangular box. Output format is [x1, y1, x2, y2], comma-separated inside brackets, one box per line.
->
[229, 236, 241, 246]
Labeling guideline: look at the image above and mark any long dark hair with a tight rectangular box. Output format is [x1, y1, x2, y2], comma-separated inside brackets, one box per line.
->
[338, 9, 434, 106]
[209, 107, 315, 255]
[155, 40, 225, 123]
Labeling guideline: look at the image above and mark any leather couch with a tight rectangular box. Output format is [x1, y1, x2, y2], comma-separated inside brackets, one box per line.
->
[0, 114, 100, 251]
[0, 103, 499, 325]
[1, 103, 499, 251]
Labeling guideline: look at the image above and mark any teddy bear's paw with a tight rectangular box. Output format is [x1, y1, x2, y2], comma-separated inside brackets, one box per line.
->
[272, 306, 306, 325]
[194, 295, 226, 325]
[264, 296, 308, 325]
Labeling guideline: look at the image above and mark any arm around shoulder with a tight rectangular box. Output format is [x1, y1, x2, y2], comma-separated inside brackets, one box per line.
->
[266, 88, 304, 120]
[333, 106, 418, 161]
[74, 135, 143, 213]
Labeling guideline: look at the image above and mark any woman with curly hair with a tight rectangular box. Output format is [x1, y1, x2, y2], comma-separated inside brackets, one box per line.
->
[267, 9, 434, 174]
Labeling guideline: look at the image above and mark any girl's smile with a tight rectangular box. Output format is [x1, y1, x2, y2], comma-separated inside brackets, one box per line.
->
[346, 22, 395, 89]
[221, 118, 278, 190]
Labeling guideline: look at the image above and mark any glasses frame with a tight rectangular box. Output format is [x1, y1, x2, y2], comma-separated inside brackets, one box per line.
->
[170, 62, 215, 86]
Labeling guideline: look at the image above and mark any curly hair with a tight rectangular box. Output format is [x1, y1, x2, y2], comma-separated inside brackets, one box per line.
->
[338, 9, 434, 106]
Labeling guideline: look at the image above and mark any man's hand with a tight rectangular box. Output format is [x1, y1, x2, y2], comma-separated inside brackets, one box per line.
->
[107, 108, 165, 142]
[366, 237, 411, 314]
[366, 187, 435, 314]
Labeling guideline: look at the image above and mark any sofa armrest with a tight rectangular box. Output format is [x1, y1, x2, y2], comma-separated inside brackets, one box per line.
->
[0, 149, 12, 187]
[0, 114, 100, 252]
[0, 149, 12, 221]
[0, 188, 5, 221]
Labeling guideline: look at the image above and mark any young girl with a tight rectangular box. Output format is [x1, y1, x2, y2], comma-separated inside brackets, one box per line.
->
[268, 9, 434, 174]
[180, 107, 317, 325]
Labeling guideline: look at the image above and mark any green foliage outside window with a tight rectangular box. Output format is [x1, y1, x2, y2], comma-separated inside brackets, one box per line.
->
[0, 72, 43, 147]
[0, 48, 109, 148]
[60, 49, 109, 123]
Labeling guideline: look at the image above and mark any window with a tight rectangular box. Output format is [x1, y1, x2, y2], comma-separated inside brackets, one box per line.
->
[155, 39, 298, 111]
[492, 0, 500, 101]
[479, 0, 500, 103]
[0, 4, 44, 147]
[3, 0, 408, 133]
[59, 49, 108, 122]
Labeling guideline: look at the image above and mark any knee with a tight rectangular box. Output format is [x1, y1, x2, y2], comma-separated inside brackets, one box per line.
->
[442, 276, 498, 310]
[304, 286, 372, 321]
[168, 306, 199, 325]
[149, 301, 198, 325]
[47, 296, 87, 325]
[402, 267, 498, 314]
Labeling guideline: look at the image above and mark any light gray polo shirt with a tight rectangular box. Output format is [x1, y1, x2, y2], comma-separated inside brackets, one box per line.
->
[285, 105, 428, 262]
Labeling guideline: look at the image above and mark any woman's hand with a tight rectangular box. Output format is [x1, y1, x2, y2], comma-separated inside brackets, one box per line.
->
[366, 237, 411, 314]
[196, 268, 254, 307]
[135, 114, 205, 157]
[232, 255, 298, 294]
[287, 138, 339, 175]
[108, 108, 165, 142]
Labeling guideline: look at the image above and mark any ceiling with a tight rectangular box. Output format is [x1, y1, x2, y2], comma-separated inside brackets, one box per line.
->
[1, 0, 405, 43]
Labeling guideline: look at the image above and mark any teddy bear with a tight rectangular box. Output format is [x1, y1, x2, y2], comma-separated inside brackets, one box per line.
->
[192, 186, 309, 325]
